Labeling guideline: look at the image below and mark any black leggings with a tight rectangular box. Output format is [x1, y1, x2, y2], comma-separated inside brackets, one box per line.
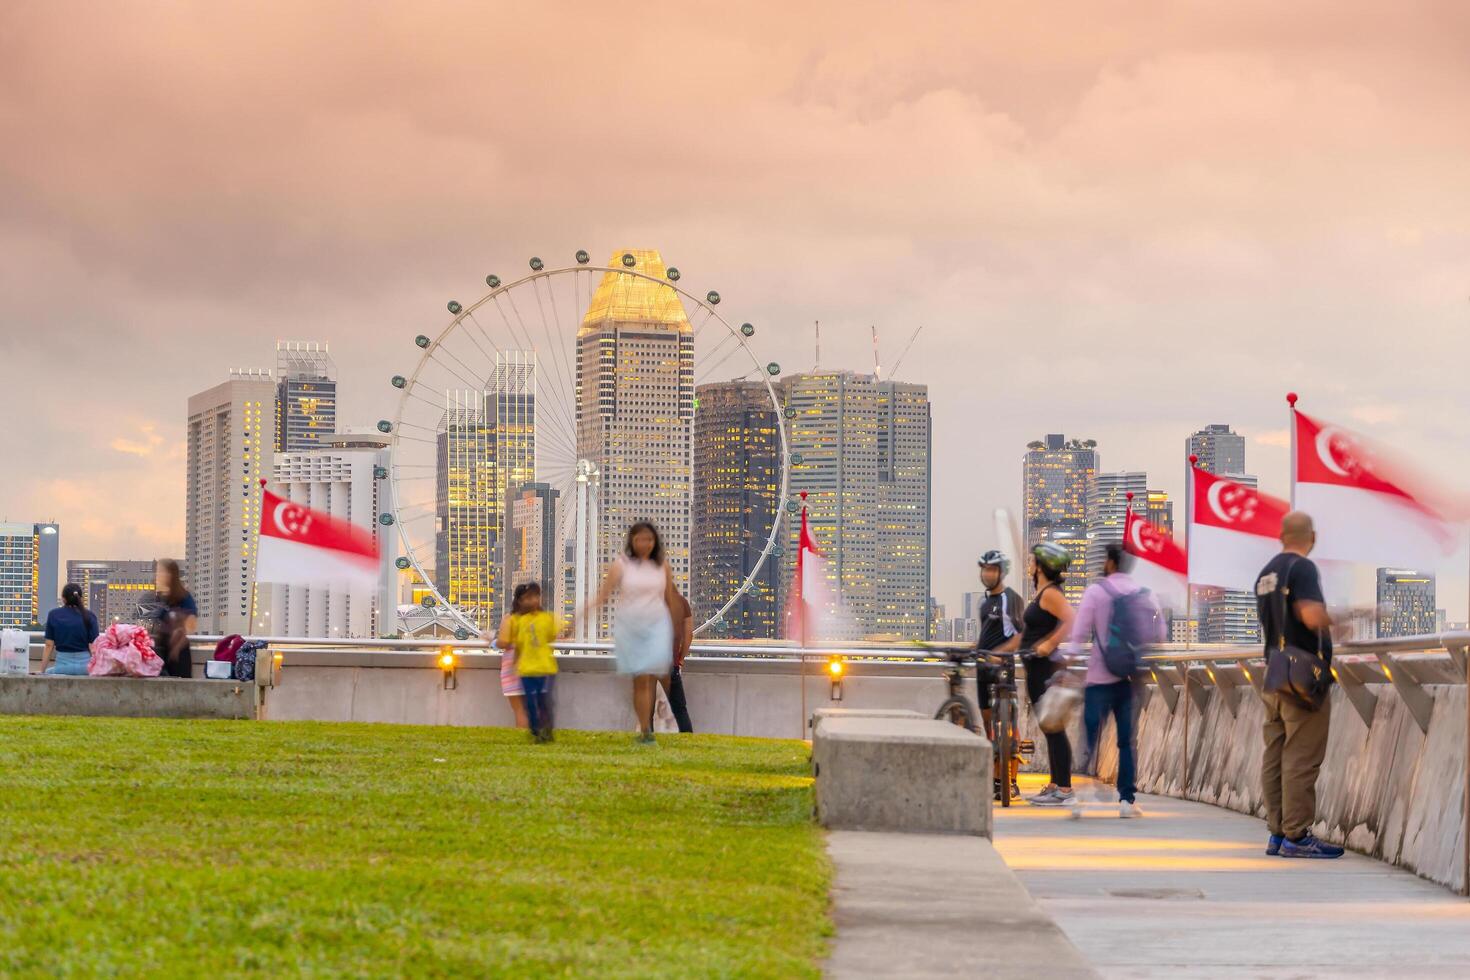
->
[1025, 656, 1072, 788]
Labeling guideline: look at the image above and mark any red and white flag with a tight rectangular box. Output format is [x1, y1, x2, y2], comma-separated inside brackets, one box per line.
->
[786, 492, 842, 643]
[1291, 405, 1453, 567]
[1189, 467, 1290, 590]
[1123, 508, 1188, 610]
[255, 487, 381, 589]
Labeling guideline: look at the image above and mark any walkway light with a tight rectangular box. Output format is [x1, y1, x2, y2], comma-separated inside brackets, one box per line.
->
[439, 646, 458, 690]
[828, 656, 845, 701]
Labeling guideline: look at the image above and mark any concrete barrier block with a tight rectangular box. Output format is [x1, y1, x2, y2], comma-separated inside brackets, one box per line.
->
[811, 707, 925, 737]
[813, 717, 991, 837]
[0, 675, 255, 720]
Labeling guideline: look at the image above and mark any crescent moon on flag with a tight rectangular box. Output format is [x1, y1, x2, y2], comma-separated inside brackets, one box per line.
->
[273, 501, 296, 535]
[1316, 427, 1351, 477]
[1206, 479, 1235, 524]
[1129, 517, 1148, 552]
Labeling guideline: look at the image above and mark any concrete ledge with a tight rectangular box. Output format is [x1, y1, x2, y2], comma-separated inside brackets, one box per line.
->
[810, 707, 924, 736]
[825, 830, 1098, 979]
[813, 717, 991, 837]
[0, 675, 256, 720]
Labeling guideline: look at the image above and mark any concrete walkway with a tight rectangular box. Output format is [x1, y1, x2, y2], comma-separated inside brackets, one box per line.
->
[995, 775, 1470, 978]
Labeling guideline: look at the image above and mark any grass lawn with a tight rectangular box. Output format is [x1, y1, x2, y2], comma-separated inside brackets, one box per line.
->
[0, 717, 830, 977]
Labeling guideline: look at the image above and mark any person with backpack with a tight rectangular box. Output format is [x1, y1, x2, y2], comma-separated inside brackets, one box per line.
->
[1020, 541, 1077, 806]
[1070, 543, 1163, 818]
[1254, 511, 1344, 859]
[39, 583, 99, 675]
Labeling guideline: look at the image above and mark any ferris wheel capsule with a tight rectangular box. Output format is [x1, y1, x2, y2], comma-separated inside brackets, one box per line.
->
[373, 465, 388, 480]
[376, 420, 393, 433]
[415, 335, 430, 349]
[530, 256, 544, 271]
[447, 301, 462, 315]
[706, 290, 721, 305]
[790, 453, 804, 466]
[667, 267, 680, 281]
[741, 323, 755, 337]
[395, 557, 411, 570]
[766, 362, 780, 375]
[378, 513, 395, 526]
[391, 375, 406, 389]
[575, 250, 590, 264]
[784, 407, 796, 419]
[486, 274, 501, 288]
[621, 253, 637, 268]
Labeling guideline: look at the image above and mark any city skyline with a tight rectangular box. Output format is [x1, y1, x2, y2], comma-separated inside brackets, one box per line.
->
[5, 5, 1470, 621]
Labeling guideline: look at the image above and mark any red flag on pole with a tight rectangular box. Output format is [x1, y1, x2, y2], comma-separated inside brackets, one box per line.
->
[786, 492, 831, 644]
[1188, 467, 1290, 590]
[1123, 505, 1188, 610]
[255, 487, 381, 589]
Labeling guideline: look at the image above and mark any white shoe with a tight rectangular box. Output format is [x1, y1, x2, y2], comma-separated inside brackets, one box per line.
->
[1120, 801, 1143, 819]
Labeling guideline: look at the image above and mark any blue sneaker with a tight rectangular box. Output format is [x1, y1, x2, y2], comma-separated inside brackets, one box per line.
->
[1266, 835, 1284, 856]
[1280, 834, 1344, 859]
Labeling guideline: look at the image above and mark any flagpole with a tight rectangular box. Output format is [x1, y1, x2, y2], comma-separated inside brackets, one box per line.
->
[1287, 392, 1298, 509]
[251, 478, 267, 637]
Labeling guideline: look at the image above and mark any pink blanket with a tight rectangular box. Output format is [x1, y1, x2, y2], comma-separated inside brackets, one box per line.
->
[88, 623, 164, 678]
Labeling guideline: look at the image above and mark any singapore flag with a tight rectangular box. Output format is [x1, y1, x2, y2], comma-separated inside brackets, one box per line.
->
[1123, 508, 1189, 611]
[1189, 468, 1289, 591]
[255, 488, 381, 589]
[1292, 408, 1453, 567]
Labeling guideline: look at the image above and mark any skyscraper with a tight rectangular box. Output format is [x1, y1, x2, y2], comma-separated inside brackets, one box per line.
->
[1086, 470, 1147, 582]
[275, 342, 337, 453]
[269, 429, 396, 638]
[691, 380, 781, 638]
[65, 559, 157, 625]
[187, 369, 275, 635]
[1045, 520, 1091, 605]
[509, 482, 560, 602]
[487, 352, 538, 620]
[1023, 434, 1098, 597]
[781, 371, 932, 640]
[1187, 424, 1245, 478]
[435, 391, 495, 630]
[1377, 568, 1436, 638]
[1187, 427, 1260, 645]
[577, 250, 695, 604]
[0, 522, 59, 628]
[1146, 490, 1174, 535]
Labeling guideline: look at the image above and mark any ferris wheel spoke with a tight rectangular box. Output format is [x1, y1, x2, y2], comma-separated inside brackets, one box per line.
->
[464, 310, 505, 362]
[434, 344, 487, 393]
[689, 306, 716, 340]
[532, 276, 579, 420]
[490, 292, 577, 439]
[695, 338, 746, 385]
[498, 291, 579, 444]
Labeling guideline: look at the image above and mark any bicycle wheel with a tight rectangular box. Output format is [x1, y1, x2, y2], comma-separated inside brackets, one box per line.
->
[935, 697, 976, 732]
[995, 696, 1014, 808]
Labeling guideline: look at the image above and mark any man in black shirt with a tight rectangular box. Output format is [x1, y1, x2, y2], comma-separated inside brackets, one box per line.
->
[1254, 511, 1343, 859]
[976, 550, 1023, 799]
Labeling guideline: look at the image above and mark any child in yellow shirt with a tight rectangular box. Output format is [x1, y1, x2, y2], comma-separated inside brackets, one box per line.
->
[498, 583, 564, 742]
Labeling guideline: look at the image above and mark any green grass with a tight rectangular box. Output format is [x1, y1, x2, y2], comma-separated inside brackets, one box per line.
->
[0, 717, 831, 977]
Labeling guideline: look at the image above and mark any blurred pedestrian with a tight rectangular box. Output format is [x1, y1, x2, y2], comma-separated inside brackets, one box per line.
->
[1022, 541, 1076, 806]
[39, 583, 99, 675]
[149, 559, 197, 678]
[501, 582, 563, 742]
[582, 522, 677, 743]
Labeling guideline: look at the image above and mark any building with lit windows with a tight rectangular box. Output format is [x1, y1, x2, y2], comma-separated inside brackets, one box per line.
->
[269, 429, 395, 638]
[691, 380, 780, 638]
[187, 370, 275, 634]
[508, 482, 560, 603]
[1377, 568, 1436, 638]
[1187, 424, 1246, 478]
[435, 392, 495, 631]
[1023, 434, 1098, 598]
[1086, 470, 1147, 582]
[66, 559, 156, 626]
[780, 371, 932, 640]
[1187, 427, 1260, 645]
[489, 352, 537, 621]
[275, 342, 336, 453]
[1044, 520, 1091, 606]
[1146, 489, 1174, 535]
[577, 250, 695, 607]
[0, 523, 59, 628]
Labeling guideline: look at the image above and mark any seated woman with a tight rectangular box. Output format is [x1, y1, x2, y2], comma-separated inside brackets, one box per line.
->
[40, 583, 99, 675]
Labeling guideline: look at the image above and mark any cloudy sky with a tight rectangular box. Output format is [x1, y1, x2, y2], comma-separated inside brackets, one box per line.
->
[3, 1, 1468, 616]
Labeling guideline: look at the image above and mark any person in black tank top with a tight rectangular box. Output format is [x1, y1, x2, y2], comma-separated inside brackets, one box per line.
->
[1023, 542, 1076, 805]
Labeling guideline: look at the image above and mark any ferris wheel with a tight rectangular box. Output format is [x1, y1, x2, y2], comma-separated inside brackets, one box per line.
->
[381, 250, 791, 640]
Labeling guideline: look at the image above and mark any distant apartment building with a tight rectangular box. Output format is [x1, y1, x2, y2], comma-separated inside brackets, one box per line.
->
[1377, 568, 1436, 638]
[1146, 490, 1174, 535]
[1188, 425, 1259, 645]
[1086, 470, 1148, 582]
[65, 559, 157, 625]
[508, 483, 560, 603]
[0, 522, 59, 628]
[275, 342, 337, 452]
[1023, 434, 1097, 598]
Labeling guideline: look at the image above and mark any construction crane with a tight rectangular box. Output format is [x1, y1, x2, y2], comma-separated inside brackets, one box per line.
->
[889, 325, 924, 380]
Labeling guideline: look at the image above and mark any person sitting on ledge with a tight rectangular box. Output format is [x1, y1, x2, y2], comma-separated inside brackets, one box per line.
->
[39, 583, 99, 675]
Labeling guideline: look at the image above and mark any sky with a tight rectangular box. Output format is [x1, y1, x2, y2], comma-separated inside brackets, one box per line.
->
[3, 1, 1469, 618]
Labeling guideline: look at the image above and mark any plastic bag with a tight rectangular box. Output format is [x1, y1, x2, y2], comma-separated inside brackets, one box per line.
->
[88, 623, 163, 678]
[0, 629, 28, 676]
[1036, 676, 1083, 734]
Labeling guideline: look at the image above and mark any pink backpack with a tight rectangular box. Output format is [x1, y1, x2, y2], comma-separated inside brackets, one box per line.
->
[213, 634, 245, 664]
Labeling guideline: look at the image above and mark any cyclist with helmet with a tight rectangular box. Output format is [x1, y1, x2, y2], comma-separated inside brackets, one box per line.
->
[1021, 541, 1077, 806]
[976, 549, 1024, 800]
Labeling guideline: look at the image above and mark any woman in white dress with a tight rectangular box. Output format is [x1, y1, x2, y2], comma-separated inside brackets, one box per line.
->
[582, 522, 678, 742]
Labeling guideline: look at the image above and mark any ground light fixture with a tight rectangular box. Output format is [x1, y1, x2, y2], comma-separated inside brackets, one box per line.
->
[828, 656, 845, 701]
[439, 647, 458, 690]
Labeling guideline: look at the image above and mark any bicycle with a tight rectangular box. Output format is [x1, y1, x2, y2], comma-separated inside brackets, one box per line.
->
[933, 648, 1032, 808]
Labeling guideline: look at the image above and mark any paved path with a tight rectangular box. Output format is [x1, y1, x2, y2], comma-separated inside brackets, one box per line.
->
[994, 775, 1470, 978]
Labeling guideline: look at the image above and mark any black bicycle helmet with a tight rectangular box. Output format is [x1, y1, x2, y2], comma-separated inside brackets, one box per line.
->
[1031, 541, 1072, 578]
[978, 549, 1010, 576]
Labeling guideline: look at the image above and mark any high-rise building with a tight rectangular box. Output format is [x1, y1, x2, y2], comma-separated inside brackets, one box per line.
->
[0, 522, 59, 628]
[1086, 471, 1147, 582]
[187, 370, 275, 635]
[691, 380, 781, 638]
[65, 559, 157, 626]
[1188, 426, 1259, 645]
[1044, 520, 1091, 605]
[489, 352, 537, 621]
[1377, 568, 1436, 638]
[509, 483, 560, 603]
[577, 250, 695, 615]
[435, 392, 495, 631]
[780, 371, 932, 640]
[275, 342, 337, 453]
[269, 429, 396, 638]
[1146, 490, 1174, 535]
[1023, 434, 1097, 597]
[1186, 424, 1245, 478]
[929, 598, 946, 641]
